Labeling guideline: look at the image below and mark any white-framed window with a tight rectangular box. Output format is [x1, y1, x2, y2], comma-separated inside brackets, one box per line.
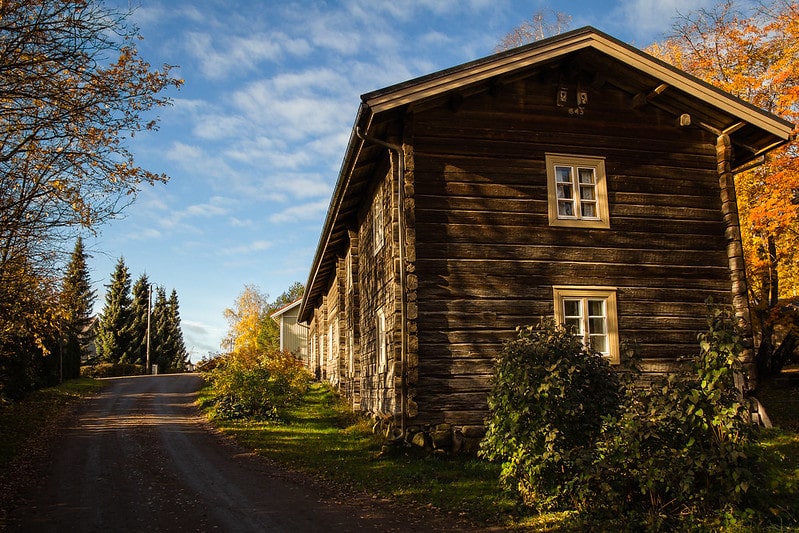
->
[546, 153, 609, 228]
[553, 286, 619, 363]
[376, 307, 387, 373]
[373, 187, 384, 254]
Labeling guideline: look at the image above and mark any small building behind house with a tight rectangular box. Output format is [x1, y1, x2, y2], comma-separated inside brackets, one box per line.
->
[270, 299, 310, 366]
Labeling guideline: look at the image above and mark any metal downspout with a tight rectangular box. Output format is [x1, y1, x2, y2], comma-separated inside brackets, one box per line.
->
[355, 126, 408, 439]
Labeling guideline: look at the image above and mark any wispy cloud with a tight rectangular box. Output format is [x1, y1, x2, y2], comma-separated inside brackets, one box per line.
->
[182, 31, 311, 79]
[221, 240, 273, 255]
[609, 0, 718, 43]
[269, 199, 330, 224]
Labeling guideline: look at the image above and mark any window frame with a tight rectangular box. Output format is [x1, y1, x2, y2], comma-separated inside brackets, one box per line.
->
[546, 153, 609, 229]
[552, 286, 620, 364]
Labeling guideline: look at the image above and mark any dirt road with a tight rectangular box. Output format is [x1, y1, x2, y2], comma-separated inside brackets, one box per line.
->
[5, 374, 480, 532]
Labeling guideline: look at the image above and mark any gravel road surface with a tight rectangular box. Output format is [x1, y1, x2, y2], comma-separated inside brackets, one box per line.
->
[5, 374, 483, 532]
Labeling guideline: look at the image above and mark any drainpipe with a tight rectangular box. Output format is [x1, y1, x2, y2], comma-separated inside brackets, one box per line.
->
[355, 126, 408, 440]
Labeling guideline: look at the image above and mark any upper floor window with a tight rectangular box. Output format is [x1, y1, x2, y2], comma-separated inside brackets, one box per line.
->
[553, 286, 619, 363]
[546, 154, 609, 229]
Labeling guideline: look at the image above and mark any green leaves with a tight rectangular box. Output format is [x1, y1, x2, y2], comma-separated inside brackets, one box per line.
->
[482, 304, 759, 529]
[481, 319, 621, 510]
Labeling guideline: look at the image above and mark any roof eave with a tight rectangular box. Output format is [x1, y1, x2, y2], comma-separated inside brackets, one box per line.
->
[298, 104, 374, 323]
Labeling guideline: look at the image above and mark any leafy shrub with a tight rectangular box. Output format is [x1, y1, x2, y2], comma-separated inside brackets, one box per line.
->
[205, 348, 311, 421]
[480, 319, 621, 510]
[575, 304, 758, 529]
[80, 363, 144, 378]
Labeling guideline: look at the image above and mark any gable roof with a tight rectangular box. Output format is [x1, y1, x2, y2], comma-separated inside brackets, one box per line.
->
[299, 26, 795, 322]
[270, 298, 302, 323]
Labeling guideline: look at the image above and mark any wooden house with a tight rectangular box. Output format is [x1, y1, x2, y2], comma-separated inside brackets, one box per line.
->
[269, 299, 309, 366]
[298, 27, 794, 444]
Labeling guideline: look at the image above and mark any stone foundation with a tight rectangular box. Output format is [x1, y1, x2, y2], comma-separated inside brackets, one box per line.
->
[404, 423, 485, 455]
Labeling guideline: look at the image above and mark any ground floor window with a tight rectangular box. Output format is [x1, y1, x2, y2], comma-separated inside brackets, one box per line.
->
[553, 286, 619, 363]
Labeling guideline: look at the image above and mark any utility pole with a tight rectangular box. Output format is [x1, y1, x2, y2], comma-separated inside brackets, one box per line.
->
[146, 284, 152, 374]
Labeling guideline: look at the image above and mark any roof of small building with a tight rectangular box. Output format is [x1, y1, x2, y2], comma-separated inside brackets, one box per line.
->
[270, 298, 302, 323]
[299, 26, 795, 322]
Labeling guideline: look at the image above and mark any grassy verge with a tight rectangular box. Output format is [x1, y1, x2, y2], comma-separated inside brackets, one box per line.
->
[0, 377, 105, 469]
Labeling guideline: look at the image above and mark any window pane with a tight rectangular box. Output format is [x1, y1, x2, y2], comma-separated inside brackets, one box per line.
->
[578, 168, 595, 184]
[557, 183, 573, 199]
[588, 299, 605, 316]
[589, 317, 606, 334]
[565, 318, 582, 333]
[581, 202, 596, 218]
[590, 334, 607, 353]
[563, 299, 581, 317]
[558, 200, 574, 217]
[580, 185, 596, 201]
[556, 166, 572, 183]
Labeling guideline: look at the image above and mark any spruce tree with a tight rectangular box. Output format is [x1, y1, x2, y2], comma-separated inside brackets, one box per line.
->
[167, 289, 189, 370]
[60, 237, 96, 378]
[95, 257, 133, 364]
[150, 286, 169, 372]
[128, 274, 151, 367]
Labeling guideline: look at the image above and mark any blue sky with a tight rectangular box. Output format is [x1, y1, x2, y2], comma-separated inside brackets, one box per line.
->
[86, 0, 745, 361]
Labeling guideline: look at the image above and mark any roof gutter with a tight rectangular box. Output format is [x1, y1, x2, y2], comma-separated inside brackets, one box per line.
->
[355, 126, 409, 441]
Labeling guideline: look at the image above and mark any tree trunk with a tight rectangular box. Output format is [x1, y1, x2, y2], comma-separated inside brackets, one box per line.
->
[754, 235, 781, 381]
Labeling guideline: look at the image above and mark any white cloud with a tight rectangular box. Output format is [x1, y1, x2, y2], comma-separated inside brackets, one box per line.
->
[182, 30, 310, 79]
[221, 240, 273, 255]
[610, 0, 717, 43]
[228, 217, 254, 228]
[269, 199, 330, 224]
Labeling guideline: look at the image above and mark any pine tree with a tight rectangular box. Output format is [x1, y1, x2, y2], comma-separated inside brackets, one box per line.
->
[167, 289, 189, 370]
[95, 258, 133, 364]
[128, 275, 151, 367]
[60, 237, 96, 378]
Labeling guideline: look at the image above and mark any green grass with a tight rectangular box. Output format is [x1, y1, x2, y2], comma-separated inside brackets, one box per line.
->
[199, 382, 535, 529]
[754, 374, 799, 525]
[0, 377, 105, 469]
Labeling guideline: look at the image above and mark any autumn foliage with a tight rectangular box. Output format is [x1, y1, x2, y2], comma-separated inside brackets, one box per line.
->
[207, 284, 310, 420]
[648, 0, 799, 378]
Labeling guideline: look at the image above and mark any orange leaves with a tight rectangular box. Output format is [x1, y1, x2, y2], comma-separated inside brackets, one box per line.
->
[650, 0, 799, 300]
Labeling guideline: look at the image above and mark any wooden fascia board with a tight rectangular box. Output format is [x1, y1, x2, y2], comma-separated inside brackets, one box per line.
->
[364, 30, 793, 142]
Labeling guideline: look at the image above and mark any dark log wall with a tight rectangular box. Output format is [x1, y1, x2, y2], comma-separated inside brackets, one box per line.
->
[409, 74, 731, 426]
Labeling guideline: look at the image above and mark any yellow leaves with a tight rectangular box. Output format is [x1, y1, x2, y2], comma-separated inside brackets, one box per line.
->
[223, 285, 269, 355]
